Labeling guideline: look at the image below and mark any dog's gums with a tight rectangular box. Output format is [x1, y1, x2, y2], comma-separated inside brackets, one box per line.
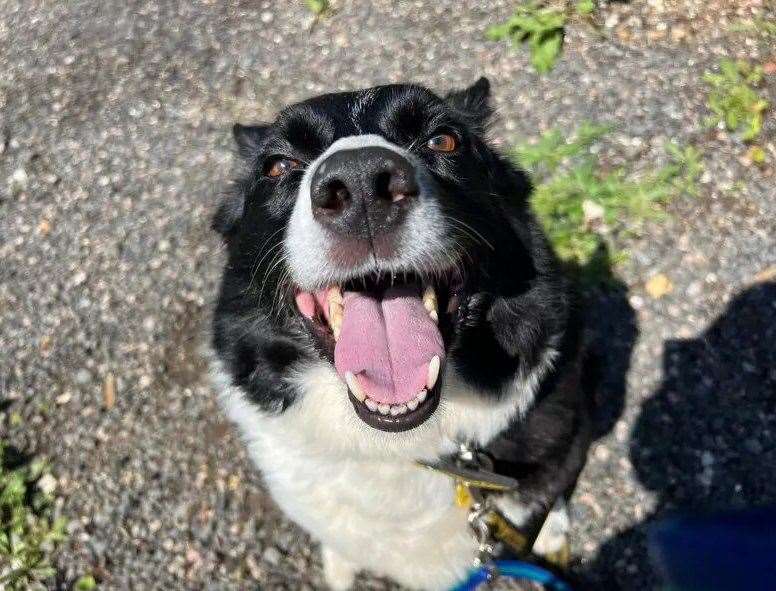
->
[295, 274, 460, 431]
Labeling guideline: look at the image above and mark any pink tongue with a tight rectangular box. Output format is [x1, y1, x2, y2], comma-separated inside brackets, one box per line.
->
[334, 286, 444, 405]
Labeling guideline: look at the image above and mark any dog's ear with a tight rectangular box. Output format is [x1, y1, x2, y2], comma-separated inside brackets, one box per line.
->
[233, 123, 269, 159]
[444, 77, 493, 130]
[212, 183, 246, 237]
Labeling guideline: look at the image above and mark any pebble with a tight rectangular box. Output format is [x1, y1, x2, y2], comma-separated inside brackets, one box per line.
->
[262, 546, 282, 566]
[9, 168, 29, 194]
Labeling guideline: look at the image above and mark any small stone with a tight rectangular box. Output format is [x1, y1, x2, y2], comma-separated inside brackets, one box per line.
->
[594, 444, 610, 462]
[37, 473, 58, 495]
[245, 555, 262, 579]
[56, 391, 72, 405]
[142, 316, 157, 332]
[701, 451, 714, 467]
[74, 368, 92, 385]
[37, 219, 52, 236]
[582, 199, 605, 230]
[9, 168, 29, 194]
[185, 547, 202, 566]
[71, 270, 88, 287]
[260, 11, 274, 23]
[262, 546, 282, 566]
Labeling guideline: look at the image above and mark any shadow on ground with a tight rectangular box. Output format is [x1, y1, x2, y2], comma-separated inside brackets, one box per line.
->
[583, 281, 776, 590]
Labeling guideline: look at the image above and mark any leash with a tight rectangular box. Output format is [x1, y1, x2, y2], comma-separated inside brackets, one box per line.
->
[450, 560, 572, 591]
[418, 443, 574, 591]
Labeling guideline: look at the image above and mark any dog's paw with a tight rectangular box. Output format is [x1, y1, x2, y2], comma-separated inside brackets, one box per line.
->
[532, 498, 570, 565]
[322, 545, 356, 591]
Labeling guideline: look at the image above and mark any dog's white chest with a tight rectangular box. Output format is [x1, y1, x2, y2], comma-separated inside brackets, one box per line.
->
[255, 441, 477, 590]
[211, 358, 550, 590]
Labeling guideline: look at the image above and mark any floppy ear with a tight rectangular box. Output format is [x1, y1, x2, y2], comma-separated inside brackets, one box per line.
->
[444, 77, 493, 130]
[214, 123, 269, 236]
[233, 123, 269, 159]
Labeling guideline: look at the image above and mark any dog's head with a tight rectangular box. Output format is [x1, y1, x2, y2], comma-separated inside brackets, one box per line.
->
[213, 79, 558, 453]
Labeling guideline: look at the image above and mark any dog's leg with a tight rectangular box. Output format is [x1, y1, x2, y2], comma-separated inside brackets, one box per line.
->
[531, 498, 570, 559]
[322, 545, 356, 591]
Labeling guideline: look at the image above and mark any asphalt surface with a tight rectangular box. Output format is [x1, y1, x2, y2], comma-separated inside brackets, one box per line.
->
[1, 1, 775, 589]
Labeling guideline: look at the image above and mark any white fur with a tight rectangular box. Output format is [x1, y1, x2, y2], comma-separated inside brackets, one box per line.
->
[284, 134, 451, 291]
[209, 347, 557, 590]
[532, 499, 570, 556]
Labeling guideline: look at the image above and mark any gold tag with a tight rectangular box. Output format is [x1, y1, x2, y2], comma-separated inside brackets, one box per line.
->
[455, 481, 474, 509]
[486, 511, 530, 556]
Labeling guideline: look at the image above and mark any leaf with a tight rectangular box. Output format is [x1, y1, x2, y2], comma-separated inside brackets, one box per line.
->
[645, 274, 674, 299]
[744, 145, 766, 165]
[304, 0, 329, 16]
[487, 3, 566, 74]
[74, 574, 98, 591]
[576, 0, 596, 15]
[531, 30, 564, 74]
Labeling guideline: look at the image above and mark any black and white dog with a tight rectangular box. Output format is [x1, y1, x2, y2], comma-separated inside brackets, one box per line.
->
[209, 78, 593, 590]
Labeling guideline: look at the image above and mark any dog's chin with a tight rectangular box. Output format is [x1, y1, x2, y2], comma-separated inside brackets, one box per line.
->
[294, 267, 464, 432]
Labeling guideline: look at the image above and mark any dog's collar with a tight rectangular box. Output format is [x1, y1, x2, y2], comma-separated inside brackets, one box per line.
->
[418, 442, 567, 569]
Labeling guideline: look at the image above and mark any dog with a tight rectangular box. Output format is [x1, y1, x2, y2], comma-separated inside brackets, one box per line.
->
[208, 77, 593, 590]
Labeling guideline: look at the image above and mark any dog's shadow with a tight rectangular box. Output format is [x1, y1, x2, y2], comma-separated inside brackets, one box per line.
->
[573, 246, 638, 442]
[579, 280, 776, 590]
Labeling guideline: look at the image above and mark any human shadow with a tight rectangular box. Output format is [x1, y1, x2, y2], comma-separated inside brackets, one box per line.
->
[582, 280, 776, 589]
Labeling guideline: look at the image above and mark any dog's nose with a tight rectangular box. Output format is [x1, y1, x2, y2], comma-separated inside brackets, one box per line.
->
[310, 146, 419, 238]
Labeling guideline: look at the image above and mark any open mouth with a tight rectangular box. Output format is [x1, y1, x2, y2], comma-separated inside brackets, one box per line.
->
[295, 271, 463, 431]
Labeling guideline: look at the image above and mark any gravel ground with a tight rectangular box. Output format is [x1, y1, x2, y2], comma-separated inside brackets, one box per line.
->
[1, 1, 774, 589]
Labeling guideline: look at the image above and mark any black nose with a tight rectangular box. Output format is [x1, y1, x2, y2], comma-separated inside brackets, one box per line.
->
[310, 146, 419, 238]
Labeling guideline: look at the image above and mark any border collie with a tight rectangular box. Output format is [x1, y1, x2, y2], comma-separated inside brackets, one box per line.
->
[208, 78, 592, 590]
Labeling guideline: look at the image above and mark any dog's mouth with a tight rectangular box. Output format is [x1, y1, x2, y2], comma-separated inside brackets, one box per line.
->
[295, 270, 463, 432]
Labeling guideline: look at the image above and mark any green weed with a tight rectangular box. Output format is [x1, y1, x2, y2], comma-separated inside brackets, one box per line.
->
[304, 0, 329, 16]
[731, 18, 776, 38]
[73, 574, 98, 590]
[703, 58, 769, 142]
[487, 1, 597, 73]
[0, 444, 67, 591]
[513, 124, 703, 283]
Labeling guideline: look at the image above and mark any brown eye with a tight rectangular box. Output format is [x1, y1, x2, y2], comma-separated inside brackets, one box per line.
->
[426, 133, 457, 153]
[265, 157, 301, 178]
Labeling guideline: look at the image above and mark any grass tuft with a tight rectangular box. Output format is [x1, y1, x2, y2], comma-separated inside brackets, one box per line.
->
[487, 1, 597, 74]
[487, 2, 567, 73]
[703, 58, 770, 143]
[0, 444, 67, 591]
[731, 18, 776, 38]
[304, 0, 330, 16]
[513, 124, 703, 284]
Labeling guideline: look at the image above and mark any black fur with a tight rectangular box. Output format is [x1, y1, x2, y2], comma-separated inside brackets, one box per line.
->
[211, 80, 592, 532]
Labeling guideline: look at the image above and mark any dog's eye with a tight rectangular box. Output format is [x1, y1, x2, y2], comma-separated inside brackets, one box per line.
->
[426, 133, 457, 153]
[265, 157, 301, 178]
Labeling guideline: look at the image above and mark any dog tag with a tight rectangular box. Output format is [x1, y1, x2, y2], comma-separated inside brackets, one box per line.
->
[417, 459, 518, 492]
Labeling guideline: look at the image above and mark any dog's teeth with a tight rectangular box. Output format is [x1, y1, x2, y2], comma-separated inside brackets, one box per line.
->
[344, 372, 365, 401]
[426, 356, 440, 390]
[390, 404, 407, 416]
[406, 397, 419, 411]
[417, 389, 427, 403]
[423, 285, 438, 317]
[365, 398, 378, 412]
[377, 403, 391, 415]
[329, 301, 343, 340]
[327, 286, 343, 305]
